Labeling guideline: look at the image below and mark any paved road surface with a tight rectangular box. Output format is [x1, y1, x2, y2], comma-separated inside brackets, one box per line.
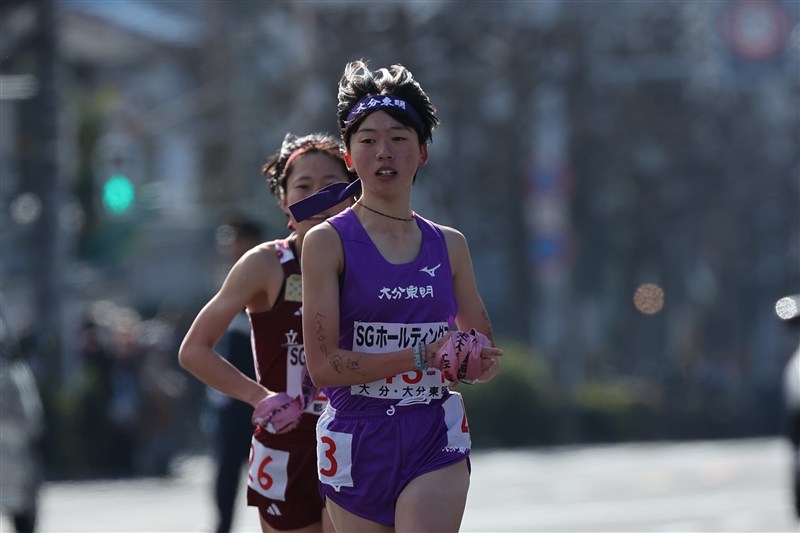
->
[3, 438, 796, 532]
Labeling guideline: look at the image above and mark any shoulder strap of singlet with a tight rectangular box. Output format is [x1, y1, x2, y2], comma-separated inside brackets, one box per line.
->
[414, 212, 445, 242]
[328, 208, 371, 244]
[269, 238, 300, 306]
[275, 237, 301, 278]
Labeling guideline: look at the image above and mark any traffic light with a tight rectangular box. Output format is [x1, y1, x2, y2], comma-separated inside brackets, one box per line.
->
[102, 173, 135, 215]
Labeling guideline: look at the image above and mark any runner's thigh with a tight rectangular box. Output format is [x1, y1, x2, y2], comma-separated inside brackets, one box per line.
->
[394, 459, 470, 533]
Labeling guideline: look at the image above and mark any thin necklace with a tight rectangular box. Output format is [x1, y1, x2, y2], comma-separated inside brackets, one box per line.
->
[356, 201, 414, 222]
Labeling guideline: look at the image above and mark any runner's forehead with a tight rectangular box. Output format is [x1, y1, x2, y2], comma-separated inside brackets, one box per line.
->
[286, 153, 347, 180]
[351, 111, 408, 131]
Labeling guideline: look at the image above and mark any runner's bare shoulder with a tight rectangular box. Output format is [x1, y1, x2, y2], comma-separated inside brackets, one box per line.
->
[231, 240, 288, 310]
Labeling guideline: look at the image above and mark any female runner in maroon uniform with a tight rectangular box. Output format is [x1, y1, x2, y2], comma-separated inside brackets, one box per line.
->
[179, 133, 356, 533]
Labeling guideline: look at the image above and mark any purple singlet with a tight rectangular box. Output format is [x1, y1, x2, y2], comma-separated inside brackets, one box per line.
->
[326, 207, 458, 412]
[317, 208, 470, 526]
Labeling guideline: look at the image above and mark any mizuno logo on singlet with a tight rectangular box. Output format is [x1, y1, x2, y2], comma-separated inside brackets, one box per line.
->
[420, 263, 441, 277]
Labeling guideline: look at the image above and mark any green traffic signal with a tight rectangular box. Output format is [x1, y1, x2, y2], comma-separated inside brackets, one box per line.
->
[102, 174, 135, 215]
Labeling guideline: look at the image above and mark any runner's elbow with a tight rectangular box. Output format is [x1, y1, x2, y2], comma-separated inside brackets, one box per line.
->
[306, 356, 336, 389]
[306, 363, 327, 388]
[177, 342, 196, 372]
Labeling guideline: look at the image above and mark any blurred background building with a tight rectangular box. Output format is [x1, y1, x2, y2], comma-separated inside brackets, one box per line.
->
[0, 0, 798, 478]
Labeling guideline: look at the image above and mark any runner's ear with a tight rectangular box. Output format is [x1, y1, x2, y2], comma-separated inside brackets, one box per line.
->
[418, 145, 428, 168]
[344, 151, 355, 173]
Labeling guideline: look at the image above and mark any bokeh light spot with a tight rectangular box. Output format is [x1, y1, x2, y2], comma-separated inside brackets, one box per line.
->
[634, 283, 664, 315]
[102, 174, 135, 215]
[215, 224, 236, 247]
[10, 192, 42, 225]
[775, 296, 798, 320]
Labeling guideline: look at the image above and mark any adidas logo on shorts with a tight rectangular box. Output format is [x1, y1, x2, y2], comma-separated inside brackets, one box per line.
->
[266, 503, 282, 516]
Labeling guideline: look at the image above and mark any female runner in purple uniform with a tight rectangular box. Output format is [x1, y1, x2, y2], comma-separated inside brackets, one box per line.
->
[179, 133, 355, 533]
[294, 61, 503, 533]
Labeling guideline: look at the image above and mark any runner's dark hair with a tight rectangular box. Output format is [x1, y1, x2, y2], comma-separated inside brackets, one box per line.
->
[337, 60, 439, 148]
[262, 133, 355, 200]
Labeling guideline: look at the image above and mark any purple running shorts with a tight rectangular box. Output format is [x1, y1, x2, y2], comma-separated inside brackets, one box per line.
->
[316, 392, 471, 527]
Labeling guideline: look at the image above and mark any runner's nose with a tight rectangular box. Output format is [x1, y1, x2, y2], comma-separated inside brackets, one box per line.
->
[376, 139, 393, 160]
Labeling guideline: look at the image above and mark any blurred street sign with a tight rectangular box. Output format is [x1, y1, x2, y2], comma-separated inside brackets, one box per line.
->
[524, 160, 574, 202]
[720, 0, 794, 63]
[527, 228, 575, 276]
[0, 74, 38, 100]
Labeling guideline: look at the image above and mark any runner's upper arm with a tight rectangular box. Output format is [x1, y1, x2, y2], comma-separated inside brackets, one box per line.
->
[181, 248, 274, 359]
[442, 226, 496, 346]
[301, 223, 345, 387]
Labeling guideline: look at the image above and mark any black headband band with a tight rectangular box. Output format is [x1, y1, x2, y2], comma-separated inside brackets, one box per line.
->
[343, 94, 423, 133]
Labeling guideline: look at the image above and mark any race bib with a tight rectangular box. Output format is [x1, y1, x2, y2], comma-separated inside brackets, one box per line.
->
[350, 321, 450, 400]
[316, 409, 354, 491]
[285, 329, 327, 414]
[442, 392, 471, 453]
[248, 438, 290, 501]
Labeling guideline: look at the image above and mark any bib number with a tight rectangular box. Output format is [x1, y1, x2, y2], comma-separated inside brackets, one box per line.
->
[316, 410, 353, 491]
[248, 438, 290, 501]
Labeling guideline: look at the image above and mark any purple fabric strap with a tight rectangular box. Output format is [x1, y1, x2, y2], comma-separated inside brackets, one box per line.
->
[288, 179, 362, 222]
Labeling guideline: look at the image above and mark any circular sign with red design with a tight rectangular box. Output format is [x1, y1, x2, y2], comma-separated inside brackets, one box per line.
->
[720, 0, 793, 62]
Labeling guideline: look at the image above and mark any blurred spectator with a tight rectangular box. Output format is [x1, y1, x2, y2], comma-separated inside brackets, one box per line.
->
[76, 317, 116, 474]
[208, 216, 263, 533]
[107, 314, 143, 477]
[782, 311, 800, 518]
[80, 318, 114, 384]
[0, 305, 44, 532]
[137, 313, 188, 477]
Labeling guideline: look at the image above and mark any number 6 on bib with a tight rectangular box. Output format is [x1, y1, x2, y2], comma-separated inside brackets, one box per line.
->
[247, 439, 290, 501]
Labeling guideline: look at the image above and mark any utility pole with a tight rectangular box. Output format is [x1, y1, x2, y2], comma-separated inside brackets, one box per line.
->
[28, 0, 63, 385]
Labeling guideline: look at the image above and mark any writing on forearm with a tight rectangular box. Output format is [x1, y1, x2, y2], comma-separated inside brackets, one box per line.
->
[315, 312, 365, 376]
[320, 342, 342, 374]
[315, 312, 342, 374]
[481, 308, 496, 346]
[346, 355, 366, 376]
[315, 312, 326, 335]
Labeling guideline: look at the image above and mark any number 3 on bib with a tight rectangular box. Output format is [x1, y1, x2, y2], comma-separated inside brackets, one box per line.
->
[316, 413, 354, 491]
[319, 436, 338, 476]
